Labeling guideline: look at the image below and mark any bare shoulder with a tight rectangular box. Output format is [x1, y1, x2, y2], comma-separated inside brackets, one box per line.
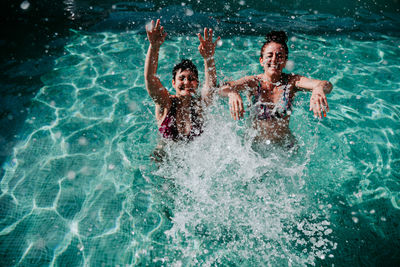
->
[155, 95, 174, 125]
[285, 73, 306, 92]
[285, 73, 301, 83]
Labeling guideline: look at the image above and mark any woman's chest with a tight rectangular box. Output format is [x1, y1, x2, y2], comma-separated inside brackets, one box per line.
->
[256, 83, 292, 104]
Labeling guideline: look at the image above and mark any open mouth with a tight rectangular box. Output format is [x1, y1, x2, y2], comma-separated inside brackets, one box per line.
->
[268, 64, 280, 69]
[180, 87, 195, 92]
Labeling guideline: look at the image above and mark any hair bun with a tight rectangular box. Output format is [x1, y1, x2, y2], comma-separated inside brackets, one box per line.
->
[265, 31, 288, 44]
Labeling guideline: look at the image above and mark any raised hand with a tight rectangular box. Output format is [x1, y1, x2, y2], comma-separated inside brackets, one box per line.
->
[197, 28, 221, 59]
[309, 88, 329, 118]
[146, 19, 167, 47]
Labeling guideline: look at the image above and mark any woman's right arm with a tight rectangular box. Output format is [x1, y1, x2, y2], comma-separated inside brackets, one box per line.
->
[219, 76, 257, 120]
[144, 19, 170, 108]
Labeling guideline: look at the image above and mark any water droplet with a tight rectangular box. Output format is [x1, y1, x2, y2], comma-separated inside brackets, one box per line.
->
[324, 229, 332, 235]
[54, 131, 61, 139]
[316, 240, 325, 247]
[185, 8, 194, 16]
[286, 60, 295, 71]
[67, 171, 76, 180]
[78, 137, 88, 145]
[20, 1, 30, 10]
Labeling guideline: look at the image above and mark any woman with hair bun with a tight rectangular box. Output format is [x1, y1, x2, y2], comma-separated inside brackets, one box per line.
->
[220, 31, 333, 146]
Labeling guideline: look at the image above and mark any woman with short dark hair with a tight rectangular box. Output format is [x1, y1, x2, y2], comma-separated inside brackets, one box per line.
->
[144, 19, 220, 142]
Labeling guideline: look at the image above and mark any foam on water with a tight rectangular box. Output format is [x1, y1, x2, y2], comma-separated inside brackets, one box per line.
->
[150, 108, 336, 265]
[0, 29, 399, 266]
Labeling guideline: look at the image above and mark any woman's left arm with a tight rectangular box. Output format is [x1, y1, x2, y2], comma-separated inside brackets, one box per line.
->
[293, 75, 333, 118]
[197, 28, 221, 106]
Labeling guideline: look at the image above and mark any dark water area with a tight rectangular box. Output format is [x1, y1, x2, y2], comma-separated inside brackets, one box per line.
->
[2, 0, 400, 58]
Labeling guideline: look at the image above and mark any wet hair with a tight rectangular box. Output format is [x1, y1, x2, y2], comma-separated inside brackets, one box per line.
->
[260, 31, 289, 58]
[172, 59, 198, 81]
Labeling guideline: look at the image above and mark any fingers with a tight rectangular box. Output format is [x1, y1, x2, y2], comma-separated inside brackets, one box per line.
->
[317, 93, 329, 117]
[232, 99, 238, 120]
[155, 19, 160, 30]
[323, 95, 329, 112]
[239, 99, 244, 118]
[316, 98, 322, 118]
[147, 19, 164, 33]
[321, 95, 327, 117]
[229, 98, 235, 120]
[204, 28, 208, 41]
[214, 36, 221, 46]
[310, 96, 328, 119]
[160, 26, 167, 37]
[202, 28, 217, 42]
[229, 98, 237, 120]
[197, 33, 204, 43]
[228, 94, 244, 120]
[311, 98, 321, 119]
[146, 20, 154, 32]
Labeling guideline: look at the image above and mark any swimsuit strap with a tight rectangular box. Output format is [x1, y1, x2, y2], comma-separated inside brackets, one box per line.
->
[159, 97, 179, 140]
[253, 79, 263, 104]
[159, 97, 203, 141]
[280, 74, 292, 111]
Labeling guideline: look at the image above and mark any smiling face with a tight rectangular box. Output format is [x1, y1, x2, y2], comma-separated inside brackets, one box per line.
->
[260, 42, 287, 77]
[172, 69, 199, 97]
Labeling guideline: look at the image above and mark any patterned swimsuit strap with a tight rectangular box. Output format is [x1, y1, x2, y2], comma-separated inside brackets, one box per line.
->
[280, 74, 291, 110]
[253, 78, 263, 104]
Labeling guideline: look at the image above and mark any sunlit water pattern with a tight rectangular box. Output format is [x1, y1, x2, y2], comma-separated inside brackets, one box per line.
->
[1, 29, 400, 266]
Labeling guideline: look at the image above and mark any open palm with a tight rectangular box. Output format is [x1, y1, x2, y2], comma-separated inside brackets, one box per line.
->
[146, 19, 167, 47]
[197, 28, 220, 59]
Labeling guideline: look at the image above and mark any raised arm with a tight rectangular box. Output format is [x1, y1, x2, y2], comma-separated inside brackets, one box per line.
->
[197, 28, 221, 106]
[294, 75, 333, 119]
[144, 19, 170, 107]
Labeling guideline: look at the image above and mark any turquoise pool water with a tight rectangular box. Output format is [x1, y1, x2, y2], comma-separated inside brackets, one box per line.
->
[1, 1, 400, 266]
